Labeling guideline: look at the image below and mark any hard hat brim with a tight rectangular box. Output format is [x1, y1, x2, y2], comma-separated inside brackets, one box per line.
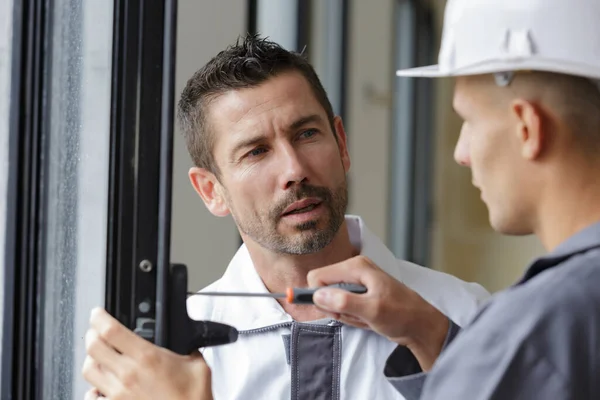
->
[397, 59, 600, 81]
[396, 64, 445, 77]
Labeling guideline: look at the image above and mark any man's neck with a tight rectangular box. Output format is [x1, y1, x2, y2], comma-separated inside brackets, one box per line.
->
[246, 220, 357, 292]
[536, 163, 600, 251]
[243, 220, 358, 321]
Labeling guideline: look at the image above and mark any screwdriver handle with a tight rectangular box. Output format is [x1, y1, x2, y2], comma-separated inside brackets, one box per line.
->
[287, 283, 367, 304]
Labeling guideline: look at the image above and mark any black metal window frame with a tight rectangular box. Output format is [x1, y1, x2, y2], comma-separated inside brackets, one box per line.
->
[3, 0, 49, 398]
[107, 0, 236, 357]
[338, 1, 350, 123]
[105, 0, 177, 348]
[409, 4, 436, 266]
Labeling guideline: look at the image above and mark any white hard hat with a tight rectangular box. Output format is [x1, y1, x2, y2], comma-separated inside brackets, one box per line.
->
[396, 0, 600, 82]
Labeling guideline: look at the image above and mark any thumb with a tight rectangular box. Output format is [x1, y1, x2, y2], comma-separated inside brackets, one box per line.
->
[312, 288, 366, 317]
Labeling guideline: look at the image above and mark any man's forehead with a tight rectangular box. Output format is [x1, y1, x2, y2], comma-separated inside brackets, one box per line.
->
[453, 76, 490, 112]
[208, 76, 324, 131]
[212, 90, 284, 125]
[452, 79, 467, 115]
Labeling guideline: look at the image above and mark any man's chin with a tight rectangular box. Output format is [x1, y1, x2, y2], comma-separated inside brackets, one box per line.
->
[294, 219, 320, 231]
[283, 235, 336, 255]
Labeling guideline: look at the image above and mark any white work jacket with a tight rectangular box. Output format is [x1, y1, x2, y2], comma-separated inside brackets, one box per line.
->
[187, 215, 490, 400]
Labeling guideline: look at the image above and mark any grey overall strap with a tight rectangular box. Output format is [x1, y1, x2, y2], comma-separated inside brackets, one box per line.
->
[289, 321, 342, 400]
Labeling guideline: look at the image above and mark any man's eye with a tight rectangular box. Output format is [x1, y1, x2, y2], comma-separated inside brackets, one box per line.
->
[247, 147, 267, 158]
[300, 129, 318, 139]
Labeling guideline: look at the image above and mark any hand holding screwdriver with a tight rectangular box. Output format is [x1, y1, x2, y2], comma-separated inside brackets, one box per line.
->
[284, 283, 367, 304]
[187, 283, 368, 304]
[308, 255, 451, 371]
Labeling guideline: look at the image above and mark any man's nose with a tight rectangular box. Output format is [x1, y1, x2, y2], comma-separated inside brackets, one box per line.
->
[454, 124, 471, 167]
[278, 145, 308, 189]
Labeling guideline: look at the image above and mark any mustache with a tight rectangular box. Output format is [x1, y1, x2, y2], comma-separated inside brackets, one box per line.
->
[271, 185, 332, 218]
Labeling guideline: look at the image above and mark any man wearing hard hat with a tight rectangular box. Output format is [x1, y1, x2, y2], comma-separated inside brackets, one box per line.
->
[81, 0, 600, 398]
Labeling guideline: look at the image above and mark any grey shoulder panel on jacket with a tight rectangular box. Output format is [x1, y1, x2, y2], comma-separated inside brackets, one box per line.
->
[419, 247, 600, 400]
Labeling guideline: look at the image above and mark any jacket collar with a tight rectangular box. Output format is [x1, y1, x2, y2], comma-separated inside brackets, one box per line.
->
[208, 215, 400, 331]
[518, 221, 600, 284]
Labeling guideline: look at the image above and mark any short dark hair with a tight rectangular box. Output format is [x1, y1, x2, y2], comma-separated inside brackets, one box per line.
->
[177, 33, 336, 176]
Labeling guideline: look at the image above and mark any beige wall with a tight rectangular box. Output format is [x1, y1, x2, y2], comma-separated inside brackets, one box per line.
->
[427, 0, 545, 292]
[170, 0, 245, 292]
[345, 0, 395, 241]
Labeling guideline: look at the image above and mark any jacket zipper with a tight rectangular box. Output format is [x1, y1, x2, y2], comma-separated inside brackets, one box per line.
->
[240, 319, 343, 335]
[239, 322, 293, 335]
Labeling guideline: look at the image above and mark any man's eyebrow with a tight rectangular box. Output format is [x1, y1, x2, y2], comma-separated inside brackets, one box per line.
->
[230, 135, 267, 159]
[288, 114, 325, 131]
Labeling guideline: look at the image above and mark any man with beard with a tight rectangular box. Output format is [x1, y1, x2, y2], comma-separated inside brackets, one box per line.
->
[82, 34, 489, 400]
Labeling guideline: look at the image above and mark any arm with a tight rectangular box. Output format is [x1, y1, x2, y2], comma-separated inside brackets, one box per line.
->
[82, 308, 214, 400]
[383, 319, 461, 400]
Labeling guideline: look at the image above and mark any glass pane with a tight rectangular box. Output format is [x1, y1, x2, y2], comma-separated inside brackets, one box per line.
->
[41, 0, 113, 398]
[0, 0, 15, 388]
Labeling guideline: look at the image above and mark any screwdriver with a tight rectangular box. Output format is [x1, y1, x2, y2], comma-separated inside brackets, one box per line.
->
[187, 283, 367, 305]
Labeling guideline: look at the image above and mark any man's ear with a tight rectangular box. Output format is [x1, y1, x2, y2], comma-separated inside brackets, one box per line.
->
[333, 116, 351, 172]
[510, 99, 545, 161]
[188, 167, 230, 217]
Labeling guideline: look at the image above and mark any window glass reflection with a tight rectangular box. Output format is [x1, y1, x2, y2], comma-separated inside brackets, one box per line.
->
[0, 0, 15, 387]
[42, 0, 113, 398]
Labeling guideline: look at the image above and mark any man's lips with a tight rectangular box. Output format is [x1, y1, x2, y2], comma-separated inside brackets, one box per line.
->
[282, 198, 322, 216]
